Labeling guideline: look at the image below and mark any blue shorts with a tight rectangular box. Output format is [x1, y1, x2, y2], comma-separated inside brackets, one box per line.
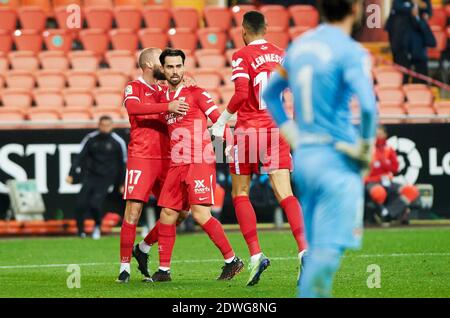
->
[292, 145, 364, 250]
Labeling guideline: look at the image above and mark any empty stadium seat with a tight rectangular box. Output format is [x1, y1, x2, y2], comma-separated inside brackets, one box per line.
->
[66, 70, 97, 89]
[13, 29, 43, 54]
[0, 54, 7, 73]
[1, 88, 32, 108]
[405, 88, 433, 107]
[33, 89, 64, 107]
[376, 87, 405, 103]
[43, 29, 73, 53]
[168, 28, 198, 53]
[428, 29, 447, 60]
[405, 106, 436, 115]
[219, 67, 233, 87]
[172, 7, 199, 31]
[18, 6, 47, 31]
[219, 86, 234, 105]
[289, 5, 320, 28]
[105, 50, 135, 76]
[0, 0, 20, 9]
[265, 27, 290, 49]
[63, 88, 94, 107]
[0, 108, 24, 121]
[0, 8, 17, 32]
[374, 68, 403, 88]
[9, 51, 39, 71]
[91, 107, 122, 120]
[197, 28, 227, 52]
[27, 107, 60, 121]
[39, 51, 69, 70]
[260, 5, 290, 30]
[84, 6, 114, 30]
[84, 0, 113, 7]
[138, 28, 169, 49]
[5, 70, 35, 89]
[53, 0, 82, 7]
[204, 6, 232, 31]
[289, 26, 313, 40]
[94, 88, 123, 107]
[428, 7, 447, 30]
[97, 69, 128, 89]
[195, 49, 226, 68]
[114, 6, 142, 31]
[434, 100, 450, 115]
[60, 108, 92, 121]
[229, 27, 245, 49]
[0, 30, 13, 54]
[191, 69, 221, 90]
[231, 4, 256, 26]
[184, 53, 196, 70]
[110, 29, 139, 51]
[68, 50, 99, 70]
[21, 0, 52, 15]
[35, 70, 66, 89]
[142, 6, 171, 30]
[79, 29, 109, 56]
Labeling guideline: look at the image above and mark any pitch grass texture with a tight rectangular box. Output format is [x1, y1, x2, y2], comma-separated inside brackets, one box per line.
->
[0, 227, 449, 298]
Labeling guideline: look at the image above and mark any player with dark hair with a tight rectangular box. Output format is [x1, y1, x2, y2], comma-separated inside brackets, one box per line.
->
[148, 48, 244, 282]
[117, 48, 191, 283]
[263, 0, 377, 297]
[210, 10, 308, 286]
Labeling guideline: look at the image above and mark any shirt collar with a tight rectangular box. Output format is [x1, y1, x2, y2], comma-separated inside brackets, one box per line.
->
[165, 85, 184, 100]
[138, 76, 155, 91]
[248, 39, 268, 46]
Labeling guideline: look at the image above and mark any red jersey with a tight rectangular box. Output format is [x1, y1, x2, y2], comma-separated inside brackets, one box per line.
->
[231, 39, 284, 129]
[123, 77, 170, 159]
[365, 140, 399, 184]
[160, 85, 220, 166]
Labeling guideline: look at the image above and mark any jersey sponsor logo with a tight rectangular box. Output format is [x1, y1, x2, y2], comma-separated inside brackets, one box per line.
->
[194, 179, 210, 194]
[125, 85, 133, 96]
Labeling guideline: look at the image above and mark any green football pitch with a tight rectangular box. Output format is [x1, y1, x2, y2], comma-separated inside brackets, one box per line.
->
[1, 226, 449, 298]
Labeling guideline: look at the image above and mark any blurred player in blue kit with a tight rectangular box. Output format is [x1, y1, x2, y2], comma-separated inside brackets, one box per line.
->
[263, 0, 378, 298]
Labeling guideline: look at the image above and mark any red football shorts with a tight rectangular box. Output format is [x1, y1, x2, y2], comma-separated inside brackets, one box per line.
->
[158, 163, 216, 211]
[123, 157, 170, 202]
[229, 128, 293, 175]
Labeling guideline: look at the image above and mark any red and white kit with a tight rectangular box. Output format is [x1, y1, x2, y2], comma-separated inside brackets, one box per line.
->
[157, 85, 221, 211]
[229, 39, 292, 175]
[122, 77, 170, 202]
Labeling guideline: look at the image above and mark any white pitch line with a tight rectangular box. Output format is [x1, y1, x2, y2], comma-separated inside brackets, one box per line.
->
[0, 252, 449, 270]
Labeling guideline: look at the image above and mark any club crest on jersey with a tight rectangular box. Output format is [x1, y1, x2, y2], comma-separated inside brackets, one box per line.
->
[125, 85, 133, 96]
[261, 45, 268, 50]
[128, 186, 134, 194]
[178, 97, 186, 102]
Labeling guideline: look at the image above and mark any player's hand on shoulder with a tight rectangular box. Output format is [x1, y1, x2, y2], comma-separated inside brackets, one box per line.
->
[168, 100, 189, 115]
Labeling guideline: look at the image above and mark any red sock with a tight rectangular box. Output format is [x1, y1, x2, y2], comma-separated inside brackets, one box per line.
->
[143, 220, 160, 245]
[280, 195, 308, 252]
[120, 221, 136, 263]
[201, 217, 235, 259]
[158, 223, 176, 268]
[233, 196, 261, 256]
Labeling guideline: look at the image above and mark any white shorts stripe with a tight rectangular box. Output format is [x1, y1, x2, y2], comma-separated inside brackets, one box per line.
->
[210, 174, 214, 205]
[234, 146, 240, 175]
[205, 105, 218, 116]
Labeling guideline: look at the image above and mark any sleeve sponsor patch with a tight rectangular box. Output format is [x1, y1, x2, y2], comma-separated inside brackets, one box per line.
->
[125, 85, 133, 96]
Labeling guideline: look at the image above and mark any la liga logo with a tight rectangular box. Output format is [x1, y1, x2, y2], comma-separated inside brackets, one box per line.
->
[387, 136, 422, 185]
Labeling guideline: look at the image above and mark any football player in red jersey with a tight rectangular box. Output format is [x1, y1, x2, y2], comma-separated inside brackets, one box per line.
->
[117, 48, 191, 283]
[210, 11, 308, 286]
[148, 48, 244, 282]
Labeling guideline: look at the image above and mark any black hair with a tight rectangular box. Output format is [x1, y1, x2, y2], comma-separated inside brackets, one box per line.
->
[159, 48, 186, 66]
[318, 0, 359, 22]
[243, 11, 266, 34]
[99, 115, 112, 123]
